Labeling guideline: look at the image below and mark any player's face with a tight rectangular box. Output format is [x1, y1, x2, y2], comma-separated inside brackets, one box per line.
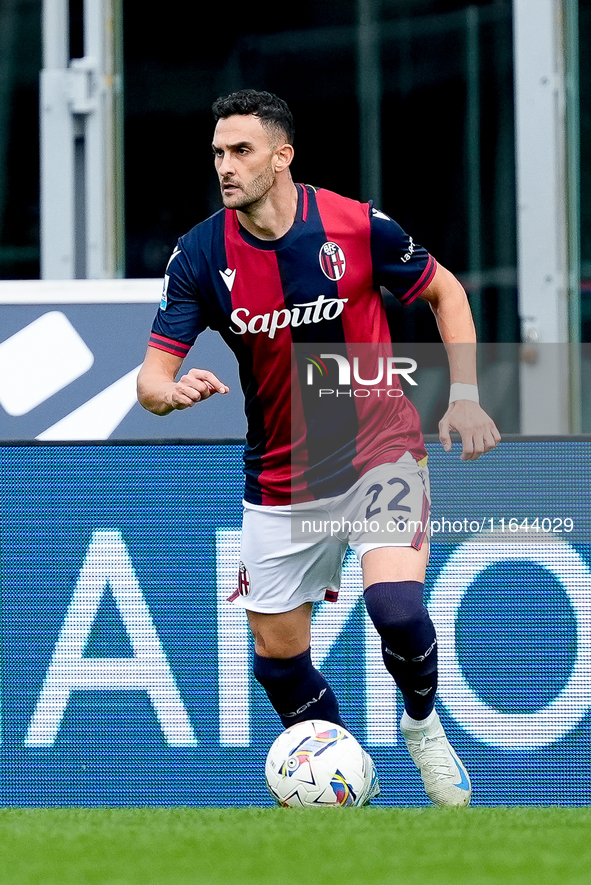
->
[212, 115, 280, 210]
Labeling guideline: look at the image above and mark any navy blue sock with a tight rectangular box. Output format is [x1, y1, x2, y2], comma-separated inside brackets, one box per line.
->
[364, 580, 438, 720]
[253, 648, 346, 729]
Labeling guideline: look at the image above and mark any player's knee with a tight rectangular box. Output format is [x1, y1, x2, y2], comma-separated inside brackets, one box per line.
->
[247, 605, 312, 660]
[364, 580, 428, 631]
[364, 580, 435, 659]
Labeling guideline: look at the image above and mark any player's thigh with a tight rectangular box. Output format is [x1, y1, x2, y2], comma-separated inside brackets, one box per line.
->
[247, 602, 313, 659]
[361, 541, 429, 589]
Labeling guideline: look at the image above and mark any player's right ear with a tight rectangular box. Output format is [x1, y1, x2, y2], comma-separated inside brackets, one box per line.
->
[274, 142, 294, 172]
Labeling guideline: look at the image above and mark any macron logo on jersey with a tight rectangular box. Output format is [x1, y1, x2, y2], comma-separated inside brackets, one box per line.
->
[219, 268, 237, 292]
[166, 247, 182, 269]
[372, 208, 416, 264]
[229, 294, 348, 340]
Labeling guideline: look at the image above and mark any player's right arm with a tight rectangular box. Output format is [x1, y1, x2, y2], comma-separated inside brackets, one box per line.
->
[138, 234, 229, 415]
[137, 346, 229, 415]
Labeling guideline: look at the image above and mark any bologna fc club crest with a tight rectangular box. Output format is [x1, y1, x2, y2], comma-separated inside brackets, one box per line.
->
[319, 242, 346, 281]
[238, 561, 251, 596]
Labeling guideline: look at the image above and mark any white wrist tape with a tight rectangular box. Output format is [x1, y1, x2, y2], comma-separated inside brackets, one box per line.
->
[449, 382, 479, 404]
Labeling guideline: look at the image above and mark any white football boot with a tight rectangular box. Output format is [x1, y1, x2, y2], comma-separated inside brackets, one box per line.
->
[400, 710, 472, 807]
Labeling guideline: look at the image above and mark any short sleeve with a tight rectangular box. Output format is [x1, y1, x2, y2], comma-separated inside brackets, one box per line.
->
[148, 239, 208, 358]
[370, 205, 437, 305]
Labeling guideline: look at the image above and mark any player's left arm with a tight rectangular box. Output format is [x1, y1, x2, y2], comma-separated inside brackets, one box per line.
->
[418, 263, 501, 461]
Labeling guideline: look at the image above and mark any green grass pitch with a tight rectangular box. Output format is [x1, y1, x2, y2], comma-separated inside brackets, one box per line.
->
[1, 807, 590, 885]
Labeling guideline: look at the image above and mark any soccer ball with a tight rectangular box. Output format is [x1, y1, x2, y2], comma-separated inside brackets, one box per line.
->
[264, 719, 378, 807]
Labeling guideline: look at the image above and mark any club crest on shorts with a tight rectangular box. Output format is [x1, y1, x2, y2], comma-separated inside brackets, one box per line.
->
[237, 561, 251, 596]
[319, 242, 346, 281]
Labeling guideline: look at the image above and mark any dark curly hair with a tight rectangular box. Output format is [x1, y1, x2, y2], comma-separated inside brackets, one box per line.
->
[212, 89, 295, 145]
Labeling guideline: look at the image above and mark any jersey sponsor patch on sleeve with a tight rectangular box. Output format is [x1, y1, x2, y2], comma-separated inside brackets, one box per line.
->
[160, 274, 170, 311]
[160, 246, 183, 310]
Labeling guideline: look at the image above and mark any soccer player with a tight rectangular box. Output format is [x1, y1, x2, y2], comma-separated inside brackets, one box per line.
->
[137, 89, 501, 807]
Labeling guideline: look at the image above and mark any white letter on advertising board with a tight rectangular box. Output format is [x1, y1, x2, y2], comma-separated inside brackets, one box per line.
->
[24, 529, 199, 747]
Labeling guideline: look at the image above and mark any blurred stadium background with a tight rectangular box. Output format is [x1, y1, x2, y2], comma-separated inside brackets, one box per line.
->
[1, 0, 590, 432]
[1, 0, 591, 817]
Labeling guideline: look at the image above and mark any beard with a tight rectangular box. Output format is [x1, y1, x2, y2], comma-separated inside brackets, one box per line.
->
[220, 164, 276, 210]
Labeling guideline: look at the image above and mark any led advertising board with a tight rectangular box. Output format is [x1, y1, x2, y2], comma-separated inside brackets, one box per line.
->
[0, 440, 589, 806]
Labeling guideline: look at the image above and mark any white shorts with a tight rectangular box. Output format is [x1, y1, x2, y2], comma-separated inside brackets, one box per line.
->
[228, 453, 430, 614]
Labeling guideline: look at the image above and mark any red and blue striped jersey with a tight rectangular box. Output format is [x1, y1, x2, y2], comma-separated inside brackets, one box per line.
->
[149, 185, 436, 504]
